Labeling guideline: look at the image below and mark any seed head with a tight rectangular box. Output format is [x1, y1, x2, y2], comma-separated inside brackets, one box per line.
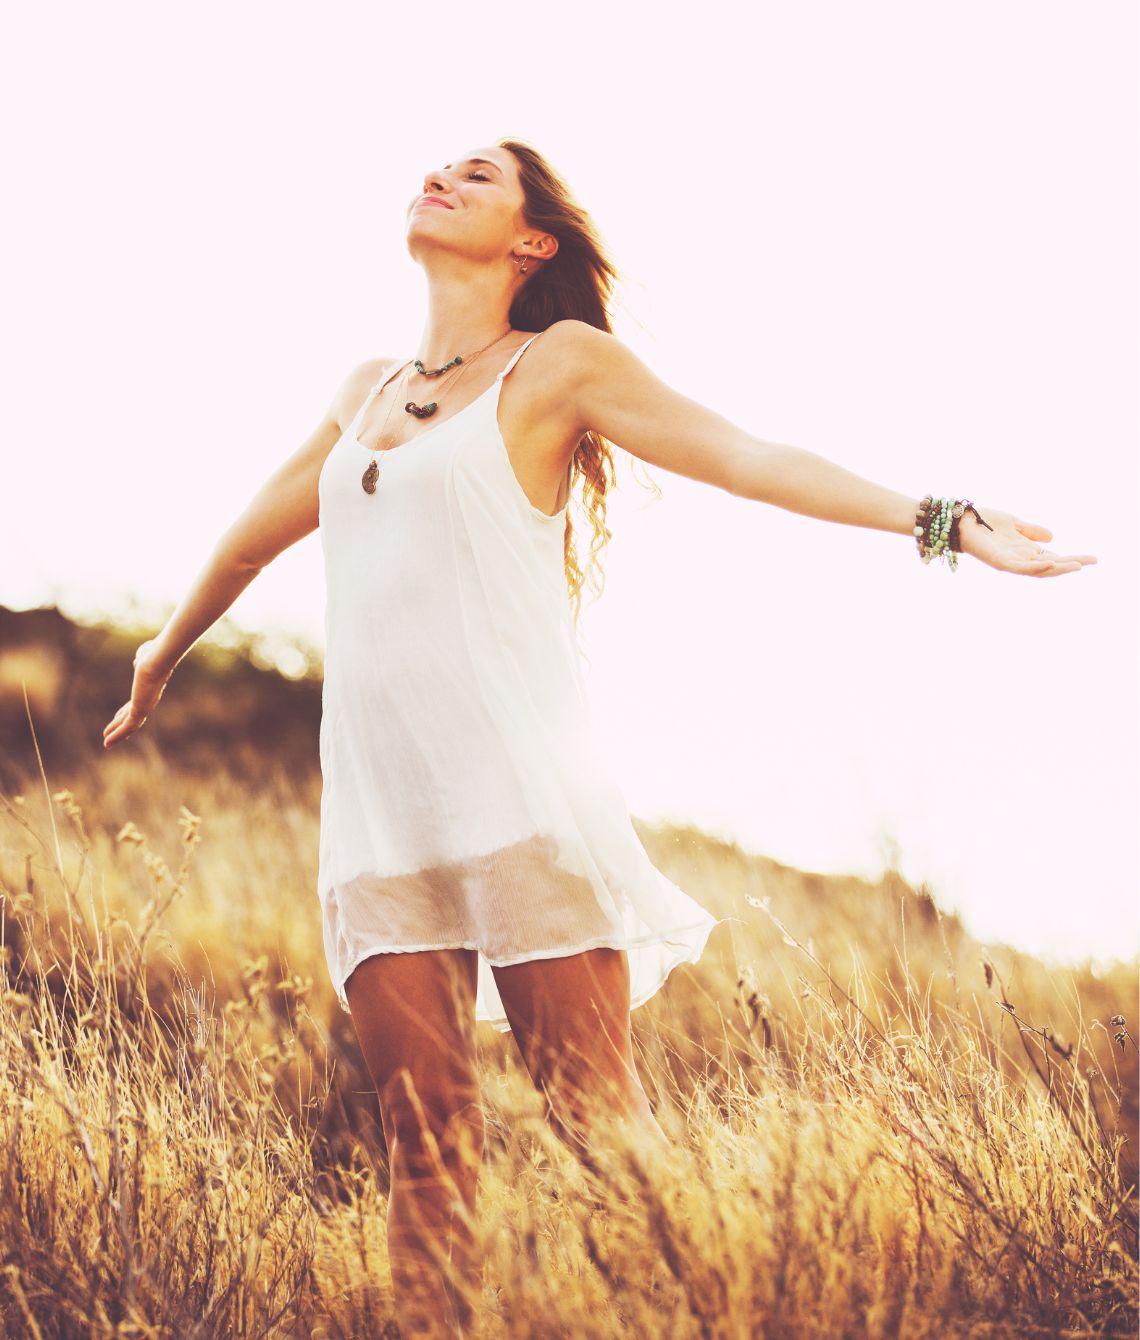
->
[115, 821, 146, 848]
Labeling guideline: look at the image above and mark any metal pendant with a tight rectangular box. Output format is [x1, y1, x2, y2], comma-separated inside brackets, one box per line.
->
[361, 458, 379, 494]
[404, 400, 438, 419]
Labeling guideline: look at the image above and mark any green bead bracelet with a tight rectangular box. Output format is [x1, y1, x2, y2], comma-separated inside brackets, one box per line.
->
[914, 496, 994, 571]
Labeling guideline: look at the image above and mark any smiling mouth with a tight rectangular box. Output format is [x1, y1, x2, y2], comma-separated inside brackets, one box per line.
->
[416, 198, 453, 210]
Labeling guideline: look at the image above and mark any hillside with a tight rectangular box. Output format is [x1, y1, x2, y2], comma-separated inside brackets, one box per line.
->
[0, 602, 324, 784]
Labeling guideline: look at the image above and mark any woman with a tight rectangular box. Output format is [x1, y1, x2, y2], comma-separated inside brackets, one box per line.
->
[102, 138, 1095, 1334]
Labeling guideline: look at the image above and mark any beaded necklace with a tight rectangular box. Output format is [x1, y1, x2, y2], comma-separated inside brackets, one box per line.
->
[404, 327, 514, 419]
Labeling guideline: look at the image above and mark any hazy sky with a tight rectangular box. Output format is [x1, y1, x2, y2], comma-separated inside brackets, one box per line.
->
[3, 2, 1136, 969]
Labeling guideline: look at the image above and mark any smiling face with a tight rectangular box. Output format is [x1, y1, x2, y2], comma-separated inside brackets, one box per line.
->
[406, 144, 553, 271]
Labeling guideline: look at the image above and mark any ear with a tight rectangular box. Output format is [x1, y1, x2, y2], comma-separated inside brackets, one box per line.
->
[521, 231, 559, 264]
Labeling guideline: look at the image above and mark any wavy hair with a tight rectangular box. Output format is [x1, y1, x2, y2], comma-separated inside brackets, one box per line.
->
[497, 137, 657, 628]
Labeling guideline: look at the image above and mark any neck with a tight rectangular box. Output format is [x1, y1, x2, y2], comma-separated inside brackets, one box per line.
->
[415, 258, 518, 369]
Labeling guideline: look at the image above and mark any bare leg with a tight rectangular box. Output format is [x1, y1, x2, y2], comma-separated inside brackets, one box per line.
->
[491, 947, 670, 1188]
[346, 947, 484, 1336]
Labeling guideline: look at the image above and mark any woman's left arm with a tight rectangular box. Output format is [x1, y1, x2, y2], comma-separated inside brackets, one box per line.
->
[551, 321, 1097, 578]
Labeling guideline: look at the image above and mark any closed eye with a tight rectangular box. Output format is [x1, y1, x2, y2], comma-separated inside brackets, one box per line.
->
[467, 171, 491, 182]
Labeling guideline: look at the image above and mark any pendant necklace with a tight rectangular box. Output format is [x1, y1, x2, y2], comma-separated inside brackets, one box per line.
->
[360, 327, 516, 495]
[360, 365, 412, 494]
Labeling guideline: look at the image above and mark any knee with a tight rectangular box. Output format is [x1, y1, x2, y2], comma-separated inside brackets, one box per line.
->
[532, 1046, 641, 1118]
[539, 1064, 658, 1152]
[379, 1066, 485, 1173]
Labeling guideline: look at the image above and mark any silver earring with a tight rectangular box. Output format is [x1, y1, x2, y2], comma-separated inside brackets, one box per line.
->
[517, 255, 529, 274]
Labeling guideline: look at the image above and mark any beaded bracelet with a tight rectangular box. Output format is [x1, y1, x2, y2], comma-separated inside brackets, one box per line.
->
[914, 496, 994, 571]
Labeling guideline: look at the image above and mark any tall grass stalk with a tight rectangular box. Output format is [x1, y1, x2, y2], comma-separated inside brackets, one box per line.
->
[0, 740, 1135, 1337]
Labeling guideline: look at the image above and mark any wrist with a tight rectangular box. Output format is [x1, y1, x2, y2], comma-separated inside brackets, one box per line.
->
[913, 495, 993, 569]
[951, 501, 995, 556]
[957, 509, 981, 546]
[147, 633, 185, 679]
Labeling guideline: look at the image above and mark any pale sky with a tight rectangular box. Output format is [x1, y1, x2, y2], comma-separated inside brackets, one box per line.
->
[3, 1, 1136, 969]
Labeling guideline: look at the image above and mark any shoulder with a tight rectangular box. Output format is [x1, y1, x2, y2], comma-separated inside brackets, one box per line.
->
[533, 318, 613, 362]
[329, 356, 401, 432]
[530, 320, 654, 408]
[528, 319, 622, 393]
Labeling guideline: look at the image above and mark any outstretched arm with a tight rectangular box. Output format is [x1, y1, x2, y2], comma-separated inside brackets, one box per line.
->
[550, 320, 1096, 578]
[102, 360, 378, 749]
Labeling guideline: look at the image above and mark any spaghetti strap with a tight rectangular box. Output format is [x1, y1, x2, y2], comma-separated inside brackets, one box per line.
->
[368, 360, 406, 399]
[495, 332, 543, 381]
[350, 360, 405, 432]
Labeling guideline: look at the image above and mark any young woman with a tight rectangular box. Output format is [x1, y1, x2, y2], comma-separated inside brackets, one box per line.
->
[102, 138, 1096, 1334]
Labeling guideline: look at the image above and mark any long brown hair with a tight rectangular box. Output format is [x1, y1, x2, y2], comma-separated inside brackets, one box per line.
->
[498, 137, 653, 628]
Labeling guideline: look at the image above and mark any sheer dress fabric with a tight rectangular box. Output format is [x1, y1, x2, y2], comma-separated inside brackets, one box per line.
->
[316, 331, 727, 1032]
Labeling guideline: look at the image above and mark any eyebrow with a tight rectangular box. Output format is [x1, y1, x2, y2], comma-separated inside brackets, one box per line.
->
[442, 157, 503, 176]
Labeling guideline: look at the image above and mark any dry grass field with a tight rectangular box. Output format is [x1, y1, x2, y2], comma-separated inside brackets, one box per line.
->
[0, 606, 1136, 1337]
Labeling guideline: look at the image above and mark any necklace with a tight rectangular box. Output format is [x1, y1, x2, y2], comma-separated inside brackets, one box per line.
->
[404, 328, 514, 418]
[360, 366, 410, 494]
[412, 326, 513, 378]
[403, 354, 470, 420]
[359, 328, 516, 495]
[413, 353, 461, 378]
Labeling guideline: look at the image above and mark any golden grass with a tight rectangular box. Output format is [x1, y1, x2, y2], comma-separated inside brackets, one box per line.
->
[0, 742, 1135, 1338]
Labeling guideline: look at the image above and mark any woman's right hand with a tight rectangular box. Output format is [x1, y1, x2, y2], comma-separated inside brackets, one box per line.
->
[102, 639, 176, 749]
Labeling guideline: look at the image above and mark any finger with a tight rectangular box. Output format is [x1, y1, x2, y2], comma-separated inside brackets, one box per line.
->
[1027, 559, 1087, 577]
[1015, 553, 1065, 575]
[1016, 520, 1053, 542]
[105, 720, 143, 748]
[104, 718, 129, 747]
[103, 712, 125, 740]
[1022, 546, 1097, 568]
[1036, 552, 1098, 568]
[104, 709, 145, 747]
[103, 704, 131, 738]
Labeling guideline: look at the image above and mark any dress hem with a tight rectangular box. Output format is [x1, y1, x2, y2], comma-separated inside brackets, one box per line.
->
[333, 914, 730, 1028]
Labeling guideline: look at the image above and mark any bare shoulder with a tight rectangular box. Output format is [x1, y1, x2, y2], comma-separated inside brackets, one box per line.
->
[330, 356, 401, 433]
[516, 320, 621, 431]
[525, 320, 653, 441]
[530, 318, 612, 383]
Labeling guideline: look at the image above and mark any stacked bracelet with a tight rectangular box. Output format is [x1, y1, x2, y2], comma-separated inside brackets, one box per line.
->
[914, 496, 994, 571]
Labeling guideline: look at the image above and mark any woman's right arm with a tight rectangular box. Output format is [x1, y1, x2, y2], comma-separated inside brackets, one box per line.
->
[102, 360, 382, 749]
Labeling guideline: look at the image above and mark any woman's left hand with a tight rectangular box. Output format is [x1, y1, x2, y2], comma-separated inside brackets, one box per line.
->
[957, 506, 1098, 577]
[102, 638, 176, 749]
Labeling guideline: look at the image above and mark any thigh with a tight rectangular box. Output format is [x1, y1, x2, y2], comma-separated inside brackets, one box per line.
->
[345, 947, 481, 1147]
[490, 946, 638, 1095]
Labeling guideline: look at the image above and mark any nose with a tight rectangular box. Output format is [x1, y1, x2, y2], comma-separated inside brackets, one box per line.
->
[408, 169, 455, 216]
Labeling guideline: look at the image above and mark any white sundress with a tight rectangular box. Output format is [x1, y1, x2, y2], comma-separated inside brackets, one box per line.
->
[316, 329, 729, 1032]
